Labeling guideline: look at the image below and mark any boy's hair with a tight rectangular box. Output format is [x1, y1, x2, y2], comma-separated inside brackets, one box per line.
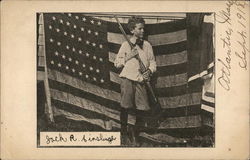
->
[127, 16, 145, 31]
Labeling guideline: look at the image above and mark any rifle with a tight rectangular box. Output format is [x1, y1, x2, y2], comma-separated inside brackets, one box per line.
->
[114, 16, 162, 117]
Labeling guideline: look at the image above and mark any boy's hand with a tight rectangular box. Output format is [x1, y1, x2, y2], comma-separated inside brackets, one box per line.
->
[142, 69, 151, 81]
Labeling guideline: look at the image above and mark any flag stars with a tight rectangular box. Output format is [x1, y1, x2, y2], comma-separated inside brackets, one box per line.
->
[82, 17, 86, 22]
[80, 27, 85, 31]
[75, 16, 79, 19]
[99, 58, 103, 62]
[79, 50, 82, 54]
[65, 66, 69, 70]
[96, 69, 100, 73]
[89, 66, 93, 71]
[68, 57, 72, 62]
[97, 21, 102, 25]
[90, 20, 94, 24]
[72, 47, 75, 52]
[100, 79, 104, 83]
[73, 25, 77, 29]
[68, 13, 72, 17]
[71, 34, 75, 38]
[82, 64, 86, 68]
[92, 43, 96, 47]
[86, 40, 90, 45]
[72, 68, 75, 73]
[93, 56, 96, 60]
[93, 77, 97, 81]
[79, 72, 82, 76]
[49, 38, 54, 43]
[94, 32, 99, 36]
[54, 51, 59, 56]
[52, 16, 56, 20]
[66, 21, 70, 26]
[58, 63, 62, 67]
[50, 60, 54, 64]
[62, 55, 66, 59]
[86, 53, 90, 57]
[99, 44, 103, 49]
[49, 25, 52, 29]
[66, 45, 70, 49]
[64, 32, 68, 36]
[78, 37, 82, 42]
[75, 60, 79, 65]
[87, 29, 91, 34]
[57, 42, 61, 46]
[85, 74, 89, 78]
[56, 28, 60, 32]
[59, 19, 64, 24]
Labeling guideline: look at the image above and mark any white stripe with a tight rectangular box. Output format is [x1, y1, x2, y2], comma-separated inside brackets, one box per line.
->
[38, 57, 45, 67]
[188, 62, 214, 82]
[107, 32, 132, 45]
[188, 71, 208, 82]
[48, 69, 121, 103]
[188, 74, 199, 82]
[54, 107, 120, 130]
[159, 115, 202, 129]
[155, 51, 187, 67]
[208, 62, 214, 69]
[202, 95, 215, 104]
[201, 104, 215, 113]
[148, 29, 187, 46]
[156, 73, 187, 88]
[158, 92, 201, 109]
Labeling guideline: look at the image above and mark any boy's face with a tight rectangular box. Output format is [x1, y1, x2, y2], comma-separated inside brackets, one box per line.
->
[131, 23, 144, 39]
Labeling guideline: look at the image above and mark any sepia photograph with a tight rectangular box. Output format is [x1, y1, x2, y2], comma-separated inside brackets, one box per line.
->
[37, 12, 215, 147]
[1, 1, 249, 159]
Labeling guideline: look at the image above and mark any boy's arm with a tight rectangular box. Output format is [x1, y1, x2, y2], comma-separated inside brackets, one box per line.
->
[114, 43, 126, 68]
[148, 44, 157, 73]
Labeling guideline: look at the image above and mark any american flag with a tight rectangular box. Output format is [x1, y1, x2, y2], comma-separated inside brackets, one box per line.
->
[38, 13, 214, 143]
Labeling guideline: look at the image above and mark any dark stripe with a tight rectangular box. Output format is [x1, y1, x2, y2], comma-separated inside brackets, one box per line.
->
[152, 41, 187, 55]
[187, 77, 203, 93]
[201, 109, 214, 118]
[208, 66, 214, 74]
[156, 62, 187, 77]
[201, 99, 215, 108]
[107, 21, 131, 35]
[204, 91, 215, 98]
[108, 41, 187, 56]
[48, 79, 121, 111]
[108, 42, 121, 54]
[107, 19, 186, 35]
[52, 99, 120, 124]
[109, 81, 121, 93]
[161, 105, 201, 118]
[37, 66, 45, 71]
[146, 19, 186, 35]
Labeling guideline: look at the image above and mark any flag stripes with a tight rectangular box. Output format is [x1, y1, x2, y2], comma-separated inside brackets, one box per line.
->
[42, 13, 208, 136]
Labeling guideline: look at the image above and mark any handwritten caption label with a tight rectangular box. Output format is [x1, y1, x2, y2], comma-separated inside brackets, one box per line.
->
[216, 0, 249, 91]
[40, 132, 120, 146]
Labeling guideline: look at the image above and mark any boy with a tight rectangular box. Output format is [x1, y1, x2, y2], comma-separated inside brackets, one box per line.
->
[114, 16, 157, 146]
